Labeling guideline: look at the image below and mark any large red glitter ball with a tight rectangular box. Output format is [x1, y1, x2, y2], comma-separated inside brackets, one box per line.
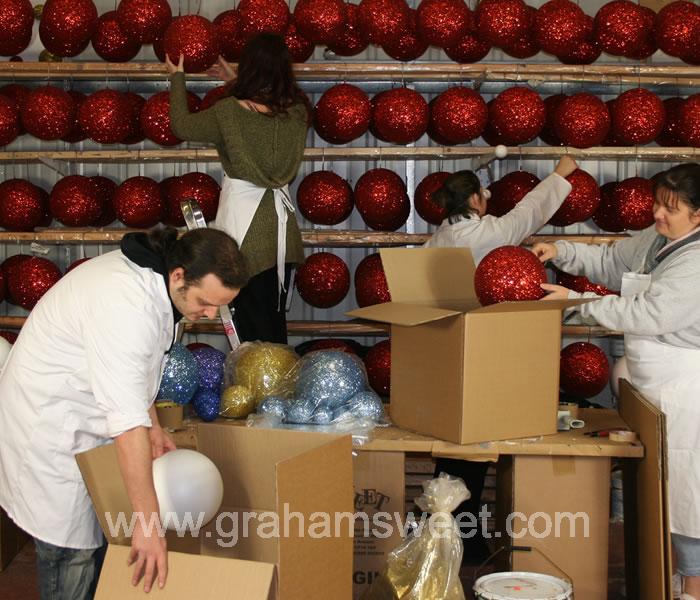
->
[680, 94, 700, 147]
[0, 84, 29, 135]
[78, 90, 132, 145]
[444, 31, 491, 63]
[200, 86, 229, 111]
[487, 171, 540, 217]
[141, 90, 200, 146]
[92, 10, 142, 62]
[307, 338, 357, 354]
[329, 4, 369, 57]
[557, 16, 602, 64]
[164, 16, 219, 74]
[539, 94, 566, 146]
[66, 257, 92, 273]
[0, 0, 34, 57]
[560, 342, 610, 398]
[381, 8, 428, 61]
[553, 93, 610, 148]
[2, 254, 31, 301]
[602, 99, 623, 146]
[239, 0, 290, 40]
[214, 10, 245, 62]
[415, 172, 450, 225]
[113, 176, 164, 228]
[365, 339, 391, 397]
[314, 84, 371, 144]
[355, 169, 410, 231]
[612, 88, 666, 145]
[371, 88, 428, 145]
[416, 0, 471, 48]
[625, 5, 657, 60]
[61, 90, 88, 144]
[475, 0, 530, 47]
[502, 5, 539, 59]
[21, 86, 77, 141]
[50, 176, 101, 227]
[294, 0, 345, 44]
[91, 176, 117, 227]
[592, 182, 625, 232]
[0, 331, 18, 344]
[489, 87, 545, 145]
[615, 177, 654, 230]
[296, 252, 350, 308]
[297, 171, 354, 225]
[0, 96, 20, 146]
[429, 87, 488, 145]
[534, 0, 590, 57]
[593, 0, 653, 57]
[475, 246, 547, 306]
[549, 169, 600, 227]
[0, 180, 45, 231]
[284, 19, 315, 62]
[121, 91, 147, 144]
[357, 0, 411, 45]
[117, 0, 172, 44]
[656, 97, 686, 147]
[164, 172, 220, 226]
[355, 253, 391, 307]
[555, 268, 618, 296]
[39, 0, 97, 57]
[7, 256, 62, 310]
[655, 1, 700, 59]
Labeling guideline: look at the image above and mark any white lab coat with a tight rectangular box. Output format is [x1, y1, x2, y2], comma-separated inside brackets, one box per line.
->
[424, 172, 572, 264]
[0, 250, 174, 549]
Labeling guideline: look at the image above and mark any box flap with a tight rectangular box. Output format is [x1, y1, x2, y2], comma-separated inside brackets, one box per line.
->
[379, 247, 477, 304]
[470, 298, 594, 314]
[95, 545, 275, 599]
[346, 302, 462, 326]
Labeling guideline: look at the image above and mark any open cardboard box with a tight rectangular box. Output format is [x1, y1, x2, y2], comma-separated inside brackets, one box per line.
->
[348, 248, 588, 445]
[77, 424, 354, 599]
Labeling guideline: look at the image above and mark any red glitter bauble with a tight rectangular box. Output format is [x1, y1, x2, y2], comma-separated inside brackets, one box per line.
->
[680, 94, 700, 147]
[557, 16, 602, 64]
[415, 172, 450, 225]
[200, 86, 230, 111]
[0, 0, 33, 57]
[355, 253, 391, 307]
[121, 92, 147, 145]
[444, 31, 491, 63]
[186, 342, 212, 352]
[625, 5, 657, 59]
[141, 90, 200, 146]
[615, 177, 654, 230]
[151, 31, 167, 62]
[612, 88, 665, 146]
[314, 84, 371, 144]
[0, 96, 20, 146]
[60, 91, 88, 144]
[560, 342, 610, 398]
[113, 176, 164, 228]
[474, 246, 547, 306]
[50, 176, 101, 227]
[214, 10, 246, 62]
[39, 0, 97, 57]
[296, 252, 350, 308]
[592, 182, 625, 232]
[539, 94, 566, 146]
[0, 84, 29, 135]
[371, 87, 428, 145]
[481, 100, 508, 145]
[164, 16, 219, 74]
[357, 0, 411, 45]
[553, 93, 610, 148]
[475, 0, 530, 47]
[7, 256, 61, 310]
[534, 0, 590, 57]
[329, 4, 369, 57]
[0, 180, 45, 231]
[284, 19, 315, 62]
[655, 1, 700, 59]
[602, 99, 623, 146]
[502, 6, 539, 59]
[487, 171, 540, 217]
[549, 168, 600, 227]
[307, 339, 357, 354]
[355, 169, 410, 231]
[21, 86, 76, 141]
[66, 257, 91, 273]
[297, 171, 354, 225]
[36, 187, 52, 228]
[164, 172, 220, 226]
[488, 86, 545, 145]
[239, 0, 290, 40]
[92, 10, 142, 62]
[416, 0, 471, 48]
[381, 8, 428, 61]
[1, 254, 31, 300]
[0, 331, 18, 344]
[79, 90, 132, 144]
[593, 0, 653, 57]
[656, 97, 686, 147]
[364, 339, 391, 397]
[116, 0, 172, 44]
[90, 176, 117, 227]
[555, 268, 618, 296]
[294, 0, 345, 44]
[429, 87, 488, 145]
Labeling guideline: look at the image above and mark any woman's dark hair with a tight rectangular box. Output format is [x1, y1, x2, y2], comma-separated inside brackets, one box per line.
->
[431, 170, 482, 221]
[148, 227, 248, 289]
[228, 33, 310, 119]
[653, 162, 700, 210]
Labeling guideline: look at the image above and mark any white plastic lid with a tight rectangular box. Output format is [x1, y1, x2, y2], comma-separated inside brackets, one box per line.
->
[473, 572, 572, 600]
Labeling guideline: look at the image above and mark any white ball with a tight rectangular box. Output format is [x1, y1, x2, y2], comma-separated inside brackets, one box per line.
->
[152, 449, 224, 532]
[0, 338, 11, 372]
[610, 356, 631, 398]
[494, 144, 508, 159]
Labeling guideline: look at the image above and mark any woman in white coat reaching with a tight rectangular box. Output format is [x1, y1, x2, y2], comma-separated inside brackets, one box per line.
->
[533, 162, 700, 600]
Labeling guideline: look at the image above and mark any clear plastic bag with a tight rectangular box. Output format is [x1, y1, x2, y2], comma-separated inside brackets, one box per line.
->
[361, 473, 470, 600]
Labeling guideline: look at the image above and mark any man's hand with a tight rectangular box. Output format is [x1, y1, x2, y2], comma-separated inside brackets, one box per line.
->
[165, 53, 184, 74]
[128, 517, 168, 593]
[149, 425, 176, 459]
[540, 283, 572, 300]
[206, 56, 236, 82]
[531, 242, 558, 263]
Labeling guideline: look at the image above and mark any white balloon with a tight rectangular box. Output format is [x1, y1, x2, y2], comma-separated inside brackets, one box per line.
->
[0, 338, 12, 372]
[610, 355, 631, 398]
[152, 449, 224, 532]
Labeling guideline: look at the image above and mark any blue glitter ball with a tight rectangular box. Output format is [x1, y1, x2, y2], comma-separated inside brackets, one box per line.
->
[157, 343, 199, 405]
[286, 399, 315, 424]
[193, 388, 221, 422]
[311, 407, 334, 425]
[347, 390, 385, 421]
[191, 346, 226, 391]
[295, 351, 367, 409]
[258, 396, 289, 420]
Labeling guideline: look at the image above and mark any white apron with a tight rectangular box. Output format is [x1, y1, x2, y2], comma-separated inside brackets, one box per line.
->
[622, 272, 700, 537]
[213, 175, 295, 295]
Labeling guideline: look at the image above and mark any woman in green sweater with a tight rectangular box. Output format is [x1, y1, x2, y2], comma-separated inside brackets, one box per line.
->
[166, 33, 310, 343]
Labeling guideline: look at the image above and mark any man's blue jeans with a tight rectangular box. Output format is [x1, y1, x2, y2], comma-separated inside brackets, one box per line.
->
[34, 538, 106, 600]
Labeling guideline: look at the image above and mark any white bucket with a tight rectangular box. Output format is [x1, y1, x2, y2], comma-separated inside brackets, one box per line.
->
[473, 572, 573, 600]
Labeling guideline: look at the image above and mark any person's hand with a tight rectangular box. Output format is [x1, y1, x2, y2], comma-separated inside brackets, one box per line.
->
[540, 283, 571, 300]
[206, 56, 236, 82]
[554, 154, 578, 179]
[149, 424, 176, 459]
[531, 242, 558, 263]
[128, 518, 168, 592]
[164, 53, 184, 74]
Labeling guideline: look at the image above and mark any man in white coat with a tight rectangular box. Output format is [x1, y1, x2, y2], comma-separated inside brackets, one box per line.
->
[0, 227, 247, 600]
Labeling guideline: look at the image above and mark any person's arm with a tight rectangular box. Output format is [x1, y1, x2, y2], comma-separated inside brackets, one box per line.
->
[148, 405, 176, 459]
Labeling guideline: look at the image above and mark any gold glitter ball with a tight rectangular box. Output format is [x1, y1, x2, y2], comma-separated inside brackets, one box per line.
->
[220, 385, 255, 419]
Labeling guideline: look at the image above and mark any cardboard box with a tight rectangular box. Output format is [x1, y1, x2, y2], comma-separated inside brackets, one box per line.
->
[348, 247, 584, 445]
[77, 424, 354, 599]
[0, 507, 30, 572]
[352, 451, 405, 600]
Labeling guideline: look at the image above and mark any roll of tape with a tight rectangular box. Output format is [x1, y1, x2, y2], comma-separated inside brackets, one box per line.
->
[569, 419, 585, 429]
[609, 430, 638, 443]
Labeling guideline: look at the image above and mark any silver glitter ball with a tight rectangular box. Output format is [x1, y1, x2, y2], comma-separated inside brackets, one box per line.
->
[286, 399, 315, 424]
[311, 407, 334, 425]
[295, 351, 367, 409]
[257, 396, 289, 420]
[348, 390, 385, 421]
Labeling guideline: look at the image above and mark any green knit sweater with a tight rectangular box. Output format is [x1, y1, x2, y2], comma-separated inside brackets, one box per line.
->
[169, 72, 308, 277]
